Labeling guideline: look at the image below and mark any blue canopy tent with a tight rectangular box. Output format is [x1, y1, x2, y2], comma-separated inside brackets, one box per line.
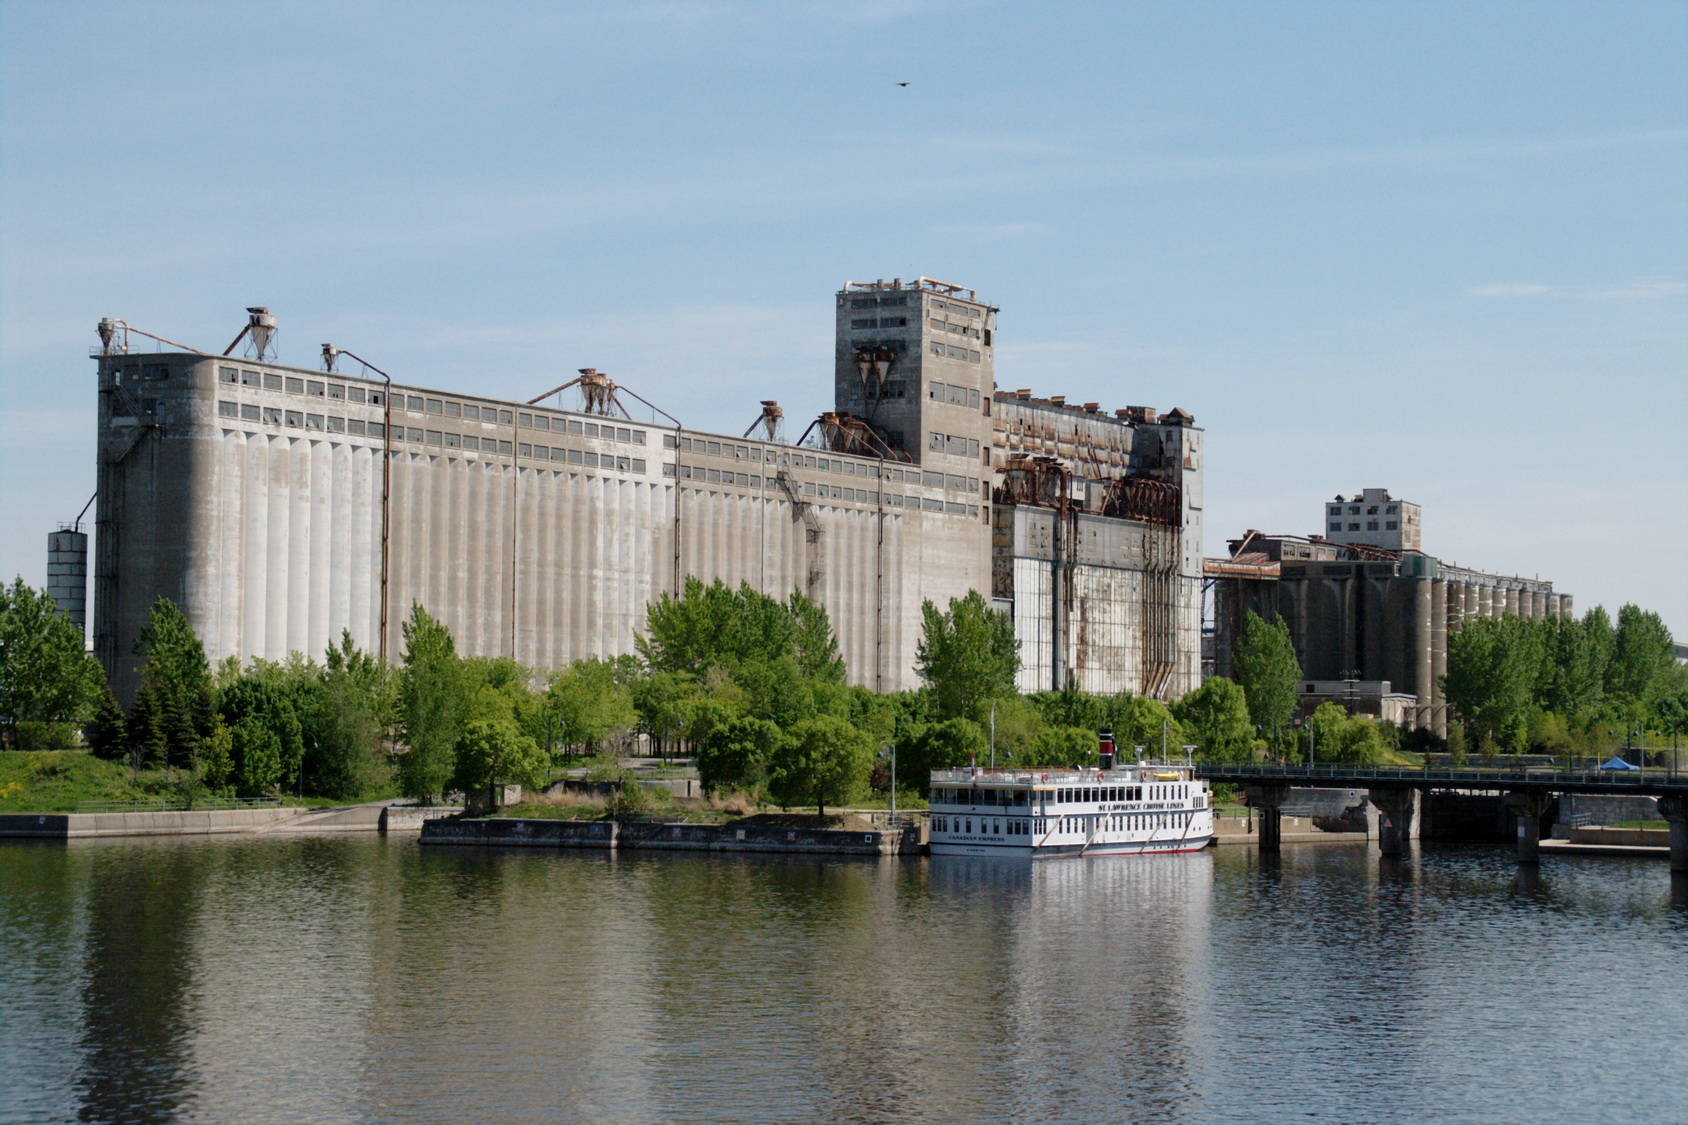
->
[1597, 756, 1643, 771]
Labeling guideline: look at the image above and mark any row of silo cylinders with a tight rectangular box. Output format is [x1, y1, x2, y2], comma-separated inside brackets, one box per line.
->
[1418, 578, 1570, 732]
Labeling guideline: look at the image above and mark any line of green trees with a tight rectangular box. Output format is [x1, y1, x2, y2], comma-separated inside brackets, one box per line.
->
[1441, 604, 1686, 757]
[5, 572, 1682, 802]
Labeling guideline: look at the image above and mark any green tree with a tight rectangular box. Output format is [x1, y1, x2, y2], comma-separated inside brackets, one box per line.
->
[0, 578, 106, 749]
[915, 590, 1020, 720]
[630, 669, 696, 756]
[450, 717, 547, 804]
[201, 720, 235, 789]
[766, 715, 872, 816]
[638, 577, 844, 682]
[1109, 695, 1185, 760]
[396, 603, 467, 802]
[231, 721, 283, 796]
[901, 717, 988, 781]
[85, 685, 129, 761]
[217, 675, 306, 789]
[541, 657, 638, 758]
[303, 630, 392, 799]
[127, 598, 215, 768]
[1172, 677, 1254, 761]
[1536, 614, 1603, 718]
[1232, 611, 1301, 748]
[1443, 614, 1540, 748]
[1584, 606, 1615, 699]
[1609, 604, 1675, 708]
[694, 713, 782, 795]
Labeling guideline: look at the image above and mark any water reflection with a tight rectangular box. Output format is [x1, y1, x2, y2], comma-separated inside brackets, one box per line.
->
[1, 838, 1685, 1125]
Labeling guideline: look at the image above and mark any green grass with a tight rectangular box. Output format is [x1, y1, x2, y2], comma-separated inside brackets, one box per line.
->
[0, 750, 399, 813]
[0, 750, 172, 812]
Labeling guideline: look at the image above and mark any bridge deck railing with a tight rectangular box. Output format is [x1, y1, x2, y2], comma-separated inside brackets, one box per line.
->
[1193, 763, 1687, 791]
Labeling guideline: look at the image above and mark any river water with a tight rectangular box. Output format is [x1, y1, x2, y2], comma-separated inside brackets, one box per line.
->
[1, 836, 1684, 1125]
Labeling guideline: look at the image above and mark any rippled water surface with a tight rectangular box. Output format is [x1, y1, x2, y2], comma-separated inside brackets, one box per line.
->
[2, 836, 1684, 1124]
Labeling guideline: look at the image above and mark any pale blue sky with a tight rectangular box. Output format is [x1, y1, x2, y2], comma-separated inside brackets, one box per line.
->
[3, 1, 1684, 637]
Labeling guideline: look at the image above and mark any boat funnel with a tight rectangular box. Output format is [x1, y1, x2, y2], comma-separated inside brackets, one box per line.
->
[1098, 730, 1116, 771]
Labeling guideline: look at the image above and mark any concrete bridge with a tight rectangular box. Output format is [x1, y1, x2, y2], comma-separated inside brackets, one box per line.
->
[1194, 763, 1688, 869]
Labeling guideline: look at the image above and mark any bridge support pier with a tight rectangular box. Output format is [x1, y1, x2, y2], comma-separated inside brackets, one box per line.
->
[1505, 792, 1553, 864]
[1243, 785, 1289, 852]
[1368, 788, 1418, 857]
[1659, 795, 1688, 874]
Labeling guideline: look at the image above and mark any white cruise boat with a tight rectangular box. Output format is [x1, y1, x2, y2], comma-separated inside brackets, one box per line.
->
[928, 761, 1214, 858]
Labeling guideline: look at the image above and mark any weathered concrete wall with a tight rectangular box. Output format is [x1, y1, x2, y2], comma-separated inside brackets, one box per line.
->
[0, 807, 308, 839]
[94, 354, 988, 699]
[419, 816, 909, 855]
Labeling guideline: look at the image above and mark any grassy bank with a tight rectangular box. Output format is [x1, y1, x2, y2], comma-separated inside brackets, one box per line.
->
[0, 751, 168, 812]
[0, 750, 397, 813]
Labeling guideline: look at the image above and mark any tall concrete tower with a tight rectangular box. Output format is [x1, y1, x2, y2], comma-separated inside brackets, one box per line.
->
[47, 527, 88, 634]
[832, 277, 995, 484]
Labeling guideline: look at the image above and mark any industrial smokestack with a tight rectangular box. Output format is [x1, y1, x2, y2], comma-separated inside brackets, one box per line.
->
[1098, 729, 1116, 771]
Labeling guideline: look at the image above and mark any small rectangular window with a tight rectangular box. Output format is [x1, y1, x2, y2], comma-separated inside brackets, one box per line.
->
[1386, 520, 1398, 530]
[707, 441, 721, 455]
[346, 386, 365, 403]
[306, 381, 325, 397]
[946, 474, 966, 491]
[218, 400, 239, 417]
[328, 416, 346, 433]
[518, 443, 531, 456]
[241, 403, 261, 421]
[426, 399, 443, 415]
[285, 410, 304, 426]
[632, 458, 647, 473]
[929, 432, 943, 450]
[498, 440, 513, 454]
[582, 451, 598, 467]
[264, 373, 283, 391]
[552, 447, 568, 461]
[520, 413, 533, 426]
[968, 350, 981, 362]
[968, 389, 981, 408]
[406, 427, 423, 442]
[568, 419, 584, 435]
[445, 433, 461, 448]
[498, 410, 513, 425]
[632, 430, 646, 445]
[407, 396, 424, 410]
[663, 433, 678, 449]
[748, 474, 759, 487]
[567, 449, 583, 464]
[922, 471, 944, 488]
[348, 419, 366, 436]
[425, 429, 442, 445]
[618, 457, 632, 472]
[616, 427, 631, 442]
[328, 383, 345, 400]
[369, 391, 383, 407]
[285, 377, 305, 394]
[929, 381, 943, 399]
[368, 422, 384, 438]
[461, 404, 478, 420]
[663, 462, 676, 477]
[923, 497, 943, 512]
[219, 367, 239, 384]
[241, 369, 261, 386]
[461, 435, 479, 451]
[585, 423, 600, 438]
[263, 407, 282, 425]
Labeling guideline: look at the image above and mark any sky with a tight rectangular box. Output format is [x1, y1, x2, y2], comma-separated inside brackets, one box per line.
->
[2, 0, 1684, 637]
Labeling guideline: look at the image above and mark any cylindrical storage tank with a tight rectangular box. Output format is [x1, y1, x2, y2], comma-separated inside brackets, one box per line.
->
[1531, 590, 1547, 620]
[1478, 585, 1494, 619]
[1504, 587, 1521, 617]
[1546, 593, 1562, 620]
[46, 529, 88, 633]
[1559, 593, 1574, 620]
[1429, 579, 1448, 735]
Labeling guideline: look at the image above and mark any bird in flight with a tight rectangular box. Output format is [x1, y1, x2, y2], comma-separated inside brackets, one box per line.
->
[897, 82, 909, 87]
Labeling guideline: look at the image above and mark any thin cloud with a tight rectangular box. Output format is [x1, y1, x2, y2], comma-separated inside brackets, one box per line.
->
[1468, 283, 1557, 297]
[1467, 279, 1687, 300]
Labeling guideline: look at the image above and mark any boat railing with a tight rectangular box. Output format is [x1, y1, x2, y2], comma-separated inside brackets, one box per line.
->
[930, 765, 1193, 785]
